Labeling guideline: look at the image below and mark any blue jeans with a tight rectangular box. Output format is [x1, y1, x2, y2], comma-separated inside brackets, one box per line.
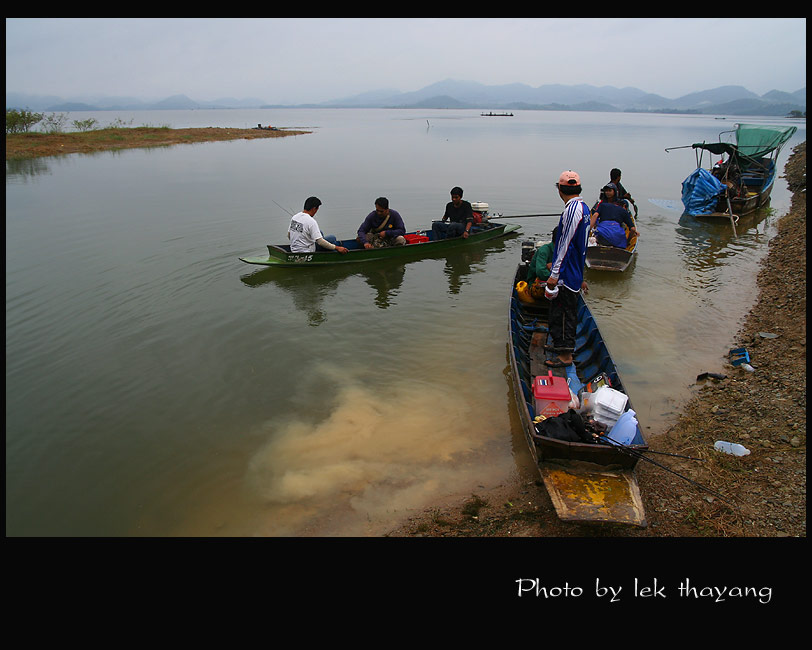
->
[431, 221, 465, 240]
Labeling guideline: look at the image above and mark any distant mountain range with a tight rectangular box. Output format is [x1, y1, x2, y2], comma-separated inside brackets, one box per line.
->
[7, 80, 807, 116]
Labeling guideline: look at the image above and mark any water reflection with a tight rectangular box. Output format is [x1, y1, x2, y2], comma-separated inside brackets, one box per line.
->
[240, 263, 368, 326]
[675, 206, 774, 276]
[6, 157, 52, 181]
[443, 241, 503, 294]
[239, 235, 516, 321]
[584, 254, 639, 299]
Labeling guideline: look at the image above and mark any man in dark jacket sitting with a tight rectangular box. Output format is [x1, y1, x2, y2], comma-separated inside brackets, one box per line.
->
[357, 197, 407, 248]
[432, 186, 474, 240]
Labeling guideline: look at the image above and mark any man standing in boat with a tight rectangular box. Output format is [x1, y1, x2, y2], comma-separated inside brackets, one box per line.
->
[288, 197, 349, 254]
[545, 171, 590, 368]
[357, 197, 407, 248]
[432, 186, 474, 240]
[610, 168, 635, 207]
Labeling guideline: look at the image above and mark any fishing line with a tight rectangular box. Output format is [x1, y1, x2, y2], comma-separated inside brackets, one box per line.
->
[594, 435, 737, 508]
[272, 200, 294, 216]
[496, 212, 561, 219]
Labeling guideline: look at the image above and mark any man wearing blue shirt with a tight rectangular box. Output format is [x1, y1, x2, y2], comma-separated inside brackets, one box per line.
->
[545, 170, 590, 368]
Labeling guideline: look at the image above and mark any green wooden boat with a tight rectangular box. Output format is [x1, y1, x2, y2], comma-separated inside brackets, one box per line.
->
[239, 221, 521, 267]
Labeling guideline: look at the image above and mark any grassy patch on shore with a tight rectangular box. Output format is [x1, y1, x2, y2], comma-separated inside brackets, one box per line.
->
[6, 126, 310, 160]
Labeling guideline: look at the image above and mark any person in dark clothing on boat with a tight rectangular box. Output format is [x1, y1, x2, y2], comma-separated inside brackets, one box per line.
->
[357, 197, 407, 249]
[590, 183, 639, 248]
[432, 187, 474, 240]
[527, 227, 558, 299]
[545, 171, 590, 369]
[610, 168, 635, 206]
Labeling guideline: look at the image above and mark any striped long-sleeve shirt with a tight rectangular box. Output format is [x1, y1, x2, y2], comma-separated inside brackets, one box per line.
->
[550, 197, 590, 292]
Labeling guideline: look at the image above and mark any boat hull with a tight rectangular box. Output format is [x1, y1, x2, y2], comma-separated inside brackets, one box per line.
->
[585, 246, 636, 272]
[508, 264, 647, 526]
[586, 200, 638, 271]
[240, 222, 520, 267]
[691, 173, 774, 221]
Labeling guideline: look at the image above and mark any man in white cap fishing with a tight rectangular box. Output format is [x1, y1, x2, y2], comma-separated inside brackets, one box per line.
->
[544, 170, 590, 368]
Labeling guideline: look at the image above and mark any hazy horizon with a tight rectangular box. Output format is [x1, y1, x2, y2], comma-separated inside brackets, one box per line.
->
[6, 18, 807, 105]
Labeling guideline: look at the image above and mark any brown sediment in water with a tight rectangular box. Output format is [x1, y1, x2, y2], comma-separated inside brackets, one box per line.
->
[5, 126, 310, 160]
[388, 141, 806, 539]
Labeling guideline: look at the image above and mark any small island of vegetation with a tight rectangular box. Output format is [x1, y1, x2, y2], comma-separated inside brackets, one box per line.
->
[5, 109, 310, 160]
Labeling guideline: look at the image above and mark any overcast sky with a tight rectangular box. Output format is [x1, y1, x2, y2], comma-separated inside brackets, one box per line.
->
[6, 18, 807, 104]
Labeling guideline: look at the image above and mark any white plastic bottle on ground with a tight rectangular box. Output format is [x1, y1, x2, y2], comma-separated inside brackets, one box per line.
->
[714, 440, 751, 456]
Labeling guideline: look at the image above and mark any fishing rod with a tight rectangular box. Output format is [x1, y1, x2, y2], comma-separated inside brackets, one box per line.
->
[594, 435, 737, 508]
[494, 212, 561, 219]
[272, 200, 294, 216]
[638, 448, 704, 462]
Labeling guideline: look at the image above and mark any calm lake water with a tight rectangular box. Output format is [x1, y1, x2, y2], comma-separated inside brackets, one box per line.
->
[6, 108, 805, 536]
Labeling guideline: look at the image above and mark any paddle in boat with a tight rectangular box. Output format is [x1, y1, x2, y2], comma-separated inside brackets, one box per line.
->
[667, 123, 797, 225]
[240, 202, 520, 267]
[508, 251, 648, 526]
[585, 198, 639, 272]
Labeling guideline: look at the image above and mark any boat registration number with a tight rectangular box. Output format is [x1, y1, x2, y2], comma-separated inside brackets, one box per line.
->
[286, 254, 313, 263]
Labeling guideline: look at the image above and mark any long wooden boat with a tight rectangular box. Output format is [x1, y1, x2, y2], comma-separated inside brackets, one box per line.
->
[669, 123, 797, 223]
[240, 221, 520, 267]
[585, 199, 639, 272]
[508, 263, 648, 526]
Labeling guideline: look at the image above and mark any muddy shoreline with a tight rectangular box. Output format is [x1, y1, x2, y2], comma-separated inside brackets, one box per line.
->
[5, 126, 309, 159]
[388, 141, 806, 538]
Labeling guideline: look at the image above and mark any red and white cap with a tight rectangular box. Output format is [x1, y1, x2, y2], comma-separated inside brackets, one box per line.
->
[557, 170, 581, 186]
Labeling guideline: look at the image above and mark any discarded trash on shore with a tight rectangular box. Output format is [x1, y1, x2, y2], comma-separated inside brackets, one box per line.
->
[697, 372, 727, 382]
[729, 347, 751, 366]
[714, 441, 751, 456]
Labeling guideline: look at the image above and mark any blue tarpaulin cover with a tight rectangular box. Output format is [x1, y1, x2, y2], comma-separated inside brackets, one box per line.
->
[595, 220, 629, 248]
[681, 168, 726, 216]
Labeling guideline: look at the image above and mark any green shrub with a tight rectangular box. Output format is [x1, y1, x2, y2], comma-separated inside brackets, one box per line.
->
[40, 112, 68, 134]
[72, 118, 99, 132]
[6, 108, 44, 134]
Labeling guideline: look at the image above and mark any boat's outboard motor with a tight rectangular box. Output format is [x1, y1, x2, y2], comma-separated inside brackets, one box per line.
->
[521, 240, 537, 264]
[471, 201, 490, 225]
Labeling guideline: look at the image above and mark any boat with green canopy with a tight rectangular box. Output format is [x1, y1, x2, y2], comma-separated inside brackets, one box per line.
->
[667, 123, 797, 225]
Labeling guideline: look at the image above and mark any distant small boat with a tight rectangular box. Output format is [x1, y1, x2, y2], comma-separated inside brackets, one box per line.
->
[667, 123, 797, 223]
[481, 112, 513, 117]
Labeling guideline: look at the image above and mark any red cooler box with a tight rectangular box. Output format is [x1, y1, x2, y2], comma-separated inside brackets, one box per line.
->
[533, 371, 571, 418]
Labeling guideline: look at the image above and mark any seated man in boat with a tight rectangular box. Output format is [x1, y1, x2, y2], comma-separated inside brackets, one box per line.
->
[526, 227, 557, 299]
[357, 197, 407, 248]
[590, 183, 639, 248]
[432, 186, 474, 240]
[527, 227, 588, 299]
[711, 159, 743, 198]
[288, 196, 349, 254]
